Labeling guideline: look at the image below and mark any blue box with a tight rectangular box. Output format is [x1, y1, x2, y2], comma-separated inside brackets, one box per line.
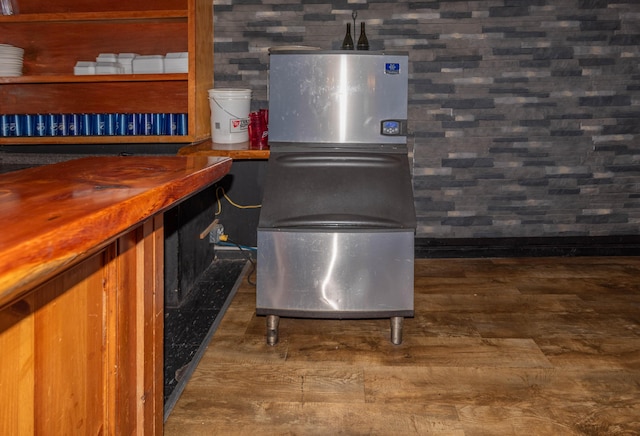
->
[126, 113, 138, 135]
[116, 113, 128, 135]
[19, 114, 35, 136]
[137, 113, 153, 135]
[0, 114, 11, 137]
[58, 114, 69, 136]
[81, 114, 93, 136]
[35, 114, 48, 137]
[176, 113, 188, 135]
[47, 114, 60, 136]
[68, 114, 81, 136]
[152, 113, 165, 135]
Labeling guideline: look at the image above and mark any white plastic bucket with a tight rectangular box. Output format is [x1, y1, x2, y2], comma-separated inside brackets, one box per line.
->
[208, 88, 251, 143]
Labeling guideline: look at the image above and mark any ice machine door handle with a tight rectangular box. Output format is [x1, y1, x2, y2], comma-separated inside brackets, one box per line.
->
[380, 119, 408, 136]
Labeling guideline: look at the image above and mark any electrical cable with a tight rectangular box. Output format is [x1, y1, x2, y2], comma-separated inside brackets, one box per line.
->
[217, 239, 257, 286]
[216, 241, 256, 251]
[211, 186, 260, 285]
[214, 186, 261, 216]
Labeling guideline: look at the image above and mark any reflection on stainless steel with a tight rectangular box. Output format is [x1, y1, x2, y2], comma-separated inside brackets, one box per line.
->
[338, 55, 349, 143]
[321, 233, 340, 310]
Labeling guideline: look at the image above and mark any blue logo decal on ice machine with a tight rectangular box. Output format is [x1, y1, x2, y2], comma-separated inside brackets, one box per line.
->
[385, 63, 400, 75]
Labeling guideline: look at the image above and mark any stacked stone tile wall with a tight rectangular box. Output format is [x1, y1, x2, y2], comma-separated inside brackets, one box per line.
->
[213, 0, 640, 238]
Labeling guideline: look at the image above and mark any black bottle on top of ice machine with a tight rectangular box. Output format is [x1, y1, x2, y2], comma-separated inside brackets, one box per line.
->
[357, 22, 369, 50]
[341, 23, 354, 50]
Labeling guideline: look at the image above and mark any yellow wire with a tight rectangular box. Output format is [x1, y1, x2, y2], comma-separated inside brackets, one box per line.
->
[215, 186, 261, 215]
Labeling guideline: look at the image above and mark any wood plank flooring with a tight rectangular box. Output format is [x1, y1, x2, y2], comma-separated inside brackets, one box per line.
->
[164, 257, 640, 435]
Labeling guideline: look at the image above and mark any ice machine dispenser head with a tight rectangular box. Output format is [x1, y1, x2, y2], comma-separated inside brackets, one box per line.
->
[268, 51, 408, 145]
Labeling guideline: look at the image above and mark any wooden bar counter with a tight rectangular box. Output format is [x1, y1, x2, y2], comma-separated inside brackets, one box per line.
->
[0, 155, 232, 435]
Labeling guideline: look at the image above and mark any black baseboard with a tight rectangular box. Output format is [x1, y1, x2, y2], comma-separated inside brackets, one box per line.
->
[415, 235, 640, 258]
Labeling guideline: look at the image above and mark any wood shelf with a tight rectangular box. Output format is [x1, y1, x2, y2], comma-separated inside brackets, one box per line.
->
[1, 135, 192, 145]
[0, 10, 187, 23]
[178, 140, 271, 160]
[0, 73, 187, 84]
[0, 0, 213, 146]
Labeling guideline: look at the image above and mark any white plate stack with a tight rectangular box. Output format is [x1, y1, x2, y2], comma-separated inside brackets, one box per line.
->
[0, 43, 24, 77]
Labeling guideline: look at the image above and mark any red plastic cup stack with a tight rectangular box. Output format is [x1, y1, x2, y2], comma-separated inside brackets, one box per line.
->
[248, 109, 268, 149]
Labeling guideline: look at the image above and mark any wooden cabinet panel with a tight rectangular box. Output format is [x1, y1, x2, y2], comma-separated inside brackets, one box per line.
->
[0, 229, 163, 435]
[33, 251, 107, 434]
[1, 21, 188, 76]
[17, 0, 186, 14]
[0, 251, 109, 434]
[0, 297, 35, 435]
[1, 80, 189, 113]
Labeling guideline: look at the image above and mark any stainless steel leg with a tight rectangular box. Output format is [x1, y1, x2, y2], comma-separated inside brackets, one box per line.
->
[390, 316, 403, 345]
[266, 315, 280, 346]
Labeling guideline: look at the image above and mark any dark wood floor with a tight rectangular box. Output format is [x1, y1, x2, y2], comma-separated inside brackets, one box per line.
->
[164, 257, 640, 435]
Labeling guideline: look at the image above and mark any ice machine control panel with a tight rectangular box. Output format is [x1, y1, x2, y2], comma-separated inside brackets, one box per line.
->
[385, 63, 401, 75]
[381, 119, 408, 136]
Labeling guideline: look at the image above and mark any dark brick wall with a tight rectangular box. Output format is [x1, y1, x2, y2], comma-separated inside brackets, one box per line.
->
[213, 0, 640, 238]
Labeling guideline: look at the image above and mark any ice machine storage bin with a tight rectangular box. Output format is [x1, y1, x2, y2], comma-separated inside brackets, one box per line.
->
[257, 150, 416, 345]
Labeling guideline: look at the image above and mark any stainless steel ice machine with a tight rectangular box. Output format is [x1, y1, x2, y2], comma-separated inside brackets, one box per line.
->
[257, 50, 416, 345]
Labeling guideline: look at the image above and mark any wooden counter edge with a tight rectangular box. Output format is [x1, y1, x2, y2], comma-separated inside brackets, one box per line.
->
[178, 139, 270, 160]
[0, 155, 232, 310]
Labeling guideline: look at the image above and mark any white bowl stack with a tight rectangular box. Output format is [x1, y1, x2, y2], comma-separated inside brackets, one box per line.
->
[164, 52, 188, 73]
[0, 43, 24, 77]
[132, 55, 165, 74]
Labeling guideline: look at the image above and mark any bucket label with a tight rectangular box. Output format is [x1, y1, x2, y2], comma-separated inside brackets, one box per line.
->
[229, 117, 249, 133]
